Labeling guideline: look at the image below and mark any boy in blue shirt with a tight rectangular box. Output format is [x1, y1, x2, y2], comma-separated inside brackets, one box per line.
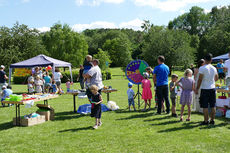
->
[216, 59, 225, 84]
[127, 82, 136, 111]
[1, 85, 13, 107]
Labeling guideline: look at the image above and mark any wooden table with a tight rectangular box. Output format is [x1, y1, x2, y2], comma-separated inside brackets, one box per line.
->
[2, 95, 59, 126]
[101, 89, 118, 102]
[66, 92, 80, 113]
[216, 88, 230, 96]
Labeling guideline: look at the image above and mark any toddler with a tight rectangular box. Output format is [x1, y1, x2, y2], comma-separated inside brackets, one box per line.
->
[127, 82, 136, 111]
[51, 80, 57, 94]
[28, 79, 35, 94]
[83, 55, 93, 74]
[176, 69, 195, 121]
[34, 75, 43, 93]
[66, 79, 71, 92]
[142, 72, 152, 111]
[170, 74, 179, 117]
[89, 85, 103, 129]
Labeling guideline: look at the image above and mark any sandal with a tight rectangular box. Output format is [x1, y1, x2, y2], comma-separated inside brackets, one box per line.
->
[186, 119, 190, 121]
[180, 118, 183, 122]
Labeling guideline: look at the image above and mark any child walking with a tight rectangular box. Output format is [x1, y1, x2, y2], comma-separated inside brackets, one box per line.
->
[28, 79, 35, 94]
[170, 74, 179, 117]
[89, 85, 103, 129]
[127, 82, 136, 111]
[142, 72, 152, 111]
[177, 69, 195, 121]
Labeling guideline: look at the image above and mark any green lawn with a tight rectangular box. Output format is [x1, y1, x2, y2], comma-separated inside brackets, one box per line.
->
[0, 68, 230, 153]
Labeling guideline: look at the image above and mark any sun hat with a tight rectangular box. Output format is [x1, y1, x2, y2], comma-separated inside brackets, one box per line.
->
[128, 82, 133, 87]
[143, 72, 149, 78]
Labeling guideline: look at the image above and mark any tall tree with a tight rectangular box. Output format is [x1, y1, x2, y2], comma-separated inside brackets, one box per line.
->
[0, 22, 47, 70]
[42, 23, 88, 67]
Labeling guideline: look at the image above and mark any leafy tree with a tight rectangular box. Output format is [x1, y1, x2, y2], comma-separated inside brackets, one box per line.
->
[93, 48, 111, 71]
[0, 22, 48, 70]
[42, 23, 88, 67]
[169, 6, 210, 36]
[142, 26, 195, 68]
[103, 37, 132, 67]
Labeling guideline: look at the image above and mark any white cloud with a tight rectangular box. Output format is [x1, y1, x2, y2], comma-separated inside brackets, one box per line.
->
[134, 0, 215, 12]
[37, 27, 50, 33]
[37, 19, 144, 32]
[75, 0, 124, 6]
[72, 21, 116, 31]
[119, 18, 144, 30]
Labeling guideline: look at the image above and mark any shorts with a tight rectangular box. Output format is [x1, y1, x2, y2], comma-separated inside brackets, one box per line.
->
[226, 77, 230, 87]
[219, 73, 225, 79]
[199, 89, 216, 108]
[170, 97, 176, 106]
[55, 81, 61, 87]
[91, 104, 101, 119]
[128, 98, 135, 106]
[45, 83, 51, 88]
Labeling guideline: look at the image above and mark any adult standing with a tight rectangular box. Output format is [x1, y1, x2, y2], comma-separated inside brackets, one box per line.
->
[84, 59, 104, 98]
[53, 68, 63, 93]
[193, 59, 205, 112]
[217, 59, 225, 84]
[195, 53, 218, 125]
[77, 65, 84, 89]
[153, 56, 170, 114]
[0, 65, 8, 92]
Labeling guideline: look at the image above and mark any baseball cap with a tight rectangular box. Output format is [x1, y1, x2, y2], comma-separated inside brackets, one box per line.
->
[128, 82, 133, 87]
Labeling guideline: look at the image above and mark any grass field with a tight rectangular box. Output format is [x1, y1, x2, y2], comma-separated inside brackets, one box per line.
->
[0, 68, 230, 153]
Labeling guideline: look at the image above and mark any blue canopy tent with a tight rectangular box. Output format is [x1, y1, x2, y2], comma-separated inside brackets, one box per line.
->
[212, 53, 229, 62]
[9, 54, 73, 84]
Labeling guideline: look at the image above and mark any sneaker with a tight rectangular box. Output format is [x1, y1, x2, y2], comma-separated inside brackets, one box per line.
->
[209, 120, 215, 125]
[172, 114, 178, 118]
[93, 125, 98, 129]
[200, 121, 209, 125]
[98, 122, 102, 126]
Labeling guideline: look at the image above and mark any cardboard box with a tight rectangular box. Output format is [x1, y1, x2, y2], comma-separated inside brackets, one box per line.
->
[36, 104, 55, 121]
[13, 115, 46, 127]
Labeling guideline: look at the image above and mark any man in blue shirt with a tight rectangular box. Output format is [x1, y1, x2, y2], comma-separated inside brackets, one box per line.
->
[153, 56, 170, 114]
[216, 59, 225, 84]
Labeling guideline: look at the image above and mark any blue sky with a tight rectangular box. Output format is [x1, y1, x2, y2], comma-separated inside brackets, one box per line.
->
[0, 0, 229, 32]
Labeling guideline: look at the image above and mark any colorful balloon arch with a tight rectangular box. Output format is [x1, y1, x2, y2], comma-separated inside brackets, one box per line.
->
[125, 60, 149, 85]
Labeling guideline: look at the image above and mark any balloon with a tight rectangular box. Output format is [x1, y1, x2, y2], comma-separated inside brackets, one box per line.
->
[32, 68, 35, 74]
[47, 65, 52, 70]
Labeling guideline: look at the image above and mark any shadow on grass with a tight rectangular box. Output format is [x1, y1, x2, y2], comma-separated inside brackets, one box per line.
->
[199, 122, 229, 129]
[55, 111, 87, 121]
[144, 115, 171, 122]
[151, 120, 180, 126]
[59, 126, 92, 132]
[157, 121, 201, 133]
[0, 121, 14, 131]
[116, 112, 154, 120]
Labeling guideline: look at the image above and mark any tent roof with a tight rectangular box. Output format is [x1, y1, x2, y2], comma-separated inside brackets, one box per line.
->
[212, 53, 229, 62]
[10, 54, 71, 68]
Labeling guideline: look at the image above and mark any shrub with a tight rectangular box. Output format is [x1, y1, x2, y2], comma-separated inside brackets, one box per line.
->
[101, 71, 112, 80]
[13, 75, 29, 84]
[61, 70, 79, 83]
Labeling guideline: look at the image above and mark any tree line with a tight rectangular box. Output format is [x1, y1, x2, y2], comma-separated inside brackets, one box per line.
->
[0, 5, 230, 72]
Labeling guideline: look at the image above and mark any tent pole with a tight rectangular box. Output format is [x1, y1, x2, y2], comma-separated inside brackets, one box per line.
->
[69, 66, 73, 83]
[9, 68, 12, 85]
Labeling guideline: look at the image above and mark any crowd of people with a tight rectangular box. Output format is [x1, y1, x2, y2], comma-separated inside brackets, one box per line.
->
[1, 52, 229, 128]
[127, 53, 223, 125]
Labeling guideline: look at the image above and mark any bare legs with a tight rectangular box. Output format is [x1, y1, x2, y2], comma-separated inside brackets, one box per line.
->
[144, 100, 151, 111]
[180, 105, 191, 121]
[203, 107, 216, 122]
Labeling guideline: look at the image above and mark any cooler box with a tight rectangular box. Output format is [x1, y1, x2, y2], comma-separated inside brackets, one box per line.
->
[36, 104, 55, 121]
[13, 115, 46, 127]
